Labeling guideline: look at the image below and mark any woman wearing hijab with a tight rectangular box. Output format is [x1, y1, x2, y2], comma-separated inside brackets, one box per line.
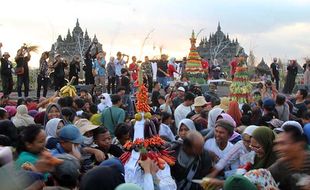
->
[43, 103, 63, 127]
[227, 101, 242, 127]
[251, 127, 277, 169]
[11, 105, 35, 128]
[177, 119, 196, 140]
[45, 118, 65, 149]
[205, 108, 224, 139]
[168, 57, 180, 79]
[97, 93, 112, 113]
[208, 125, 259, 178]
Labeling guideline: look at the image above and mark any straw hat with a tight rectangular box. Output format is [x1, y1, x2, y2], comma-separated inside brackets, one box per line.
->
[75, 119, 99, 135]
[193, 96, 208, 107]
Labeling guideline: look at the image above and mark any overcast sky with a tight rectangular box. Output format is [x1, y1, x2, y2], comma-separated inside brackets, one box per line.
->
[1, 0, 309, 68]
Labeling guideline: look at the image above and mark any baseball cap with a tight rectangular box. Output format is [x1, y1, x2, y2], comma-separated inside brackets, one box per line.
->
[53, 154, 80, 181]
[263, 98, 275, 107]
[59, 124, 84, 144]
[75, 119, 99, 135]
[177, 86, 185, 92]
[281, 121, 303, 134]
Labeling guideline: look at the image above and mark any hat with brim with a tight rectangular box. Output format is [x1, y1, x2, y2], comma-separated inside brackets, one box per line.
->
[75, 119, 99, 135]
[193, 96, 208, 107]
[59, 124, 84, 144]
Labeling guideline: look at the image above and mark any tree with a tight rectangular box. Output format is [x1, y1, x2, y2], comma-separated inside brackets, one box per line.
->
[209, 35, 230, 62]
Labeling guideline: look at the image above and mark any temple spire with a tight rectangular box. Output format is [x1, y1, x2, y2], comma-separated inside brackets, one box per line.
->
[217, 22, 221, 31]
[76, 18, 80, 27]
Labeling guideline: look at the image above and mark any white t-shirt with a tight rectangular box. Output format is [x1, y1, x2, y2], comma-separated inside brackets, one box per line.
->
[174, 103, 194, 128]
[204, 138, 234, 159]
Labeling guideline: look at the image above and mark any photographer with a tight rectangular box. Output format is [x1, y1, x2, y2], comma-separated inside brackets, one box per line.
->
[114, 52, 129, 89]
[262, 80, 278, 100]
[53, 54, 68, 91]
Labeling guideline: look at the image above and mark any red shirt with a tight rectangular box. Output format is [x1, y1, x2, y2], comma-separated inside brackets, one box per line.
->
[230, 59, 238, 75]
[167, 64, 178, 77]
[129, 63, 139, 81]
[201, 60, 209, 70]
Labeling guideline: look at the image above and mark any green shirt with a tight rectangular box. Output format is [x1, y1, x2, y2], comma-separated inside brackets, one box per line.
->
[16, 151, 39, 169]
[101, 106, 125, 137]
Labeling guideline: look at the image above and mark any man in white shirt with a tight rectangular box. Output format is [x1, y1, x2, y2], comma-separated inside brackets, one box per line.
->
[174, 92, 195, 128]
[204, 119, 234, 170]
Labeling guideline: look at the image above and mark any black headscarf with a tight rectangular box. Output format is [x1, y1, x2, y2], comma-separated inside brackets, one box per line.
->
[80, 166, 124, 190]
[0, 120, 18, 147]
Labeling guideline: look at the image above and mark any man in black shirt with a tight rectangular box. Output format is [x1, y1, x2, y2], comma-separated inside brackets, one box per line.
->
[156, 54, 169, 88]
[53, 54, 68, 91]
[291, 89, 308, 118]
[15, 46, 31, 97]
[270, 58, 280, 90]
[0, 45, 13, 96]
[69, 56, 81, 85]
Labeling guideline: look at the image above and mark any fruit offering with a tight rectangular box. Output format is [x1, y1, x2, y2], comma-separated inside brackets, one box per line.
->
[60, 77, 77, 97]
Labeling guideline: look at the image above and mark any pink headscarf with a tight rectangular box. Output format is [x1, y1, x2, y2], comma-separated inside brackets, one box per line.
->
[4, 106, 17, 118]
[217, 113, 241, 141]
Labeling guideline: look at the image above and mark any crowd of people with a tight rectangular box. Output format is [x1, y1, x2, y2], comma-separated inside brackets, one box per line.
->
[0, 41, 310, 189]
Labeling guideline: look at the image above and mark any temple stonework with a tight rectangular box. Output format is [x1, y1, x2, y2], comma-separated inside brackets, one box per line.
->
[50, 19, 103, 79]
[197, 22, 245, 66]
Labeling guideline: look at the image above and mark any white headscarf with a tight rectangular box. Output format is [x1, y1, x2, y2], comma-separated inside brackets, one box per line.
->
[11, 105, 35, 128]
[207, 108, 224, 129]
[45, 118, 63, 140]
[98, 93, 112, 112]
[168, 57, 176, 66]
[243, 125, 259, 136]
[177, 119, 196, 135]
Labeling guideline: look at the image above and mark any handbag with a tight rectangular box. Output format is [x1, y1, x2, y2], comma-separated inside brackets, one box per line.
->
[15, 67, 24, 75]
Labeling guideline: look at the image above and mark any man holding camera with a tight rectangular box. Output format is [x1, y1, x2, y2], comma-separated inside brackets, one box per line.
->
[114, 52, 128, 88]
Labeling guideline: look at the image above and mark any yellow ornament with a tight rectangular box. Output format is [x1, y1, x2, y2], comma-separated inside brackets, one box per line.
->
[144, 112, 152, 119]
[135, 113, 142, 121]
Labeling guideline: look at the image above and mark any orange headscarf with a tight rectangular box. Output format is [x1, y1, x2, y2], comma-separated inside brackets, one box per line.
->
[227, 101, 242, 127]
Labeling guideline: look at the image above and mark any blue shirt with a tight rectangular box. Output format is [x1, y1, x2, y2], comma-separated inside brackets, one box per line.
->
[114, 59, 125, 77]
[51, 143, 66, 156]
[93, 59, 106, 76]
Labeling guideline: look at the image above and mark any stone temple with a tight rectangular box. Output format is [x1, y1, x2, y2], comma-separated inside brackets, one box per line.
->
[197, 22, 245, 67]
[50, 19, 103, 78]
